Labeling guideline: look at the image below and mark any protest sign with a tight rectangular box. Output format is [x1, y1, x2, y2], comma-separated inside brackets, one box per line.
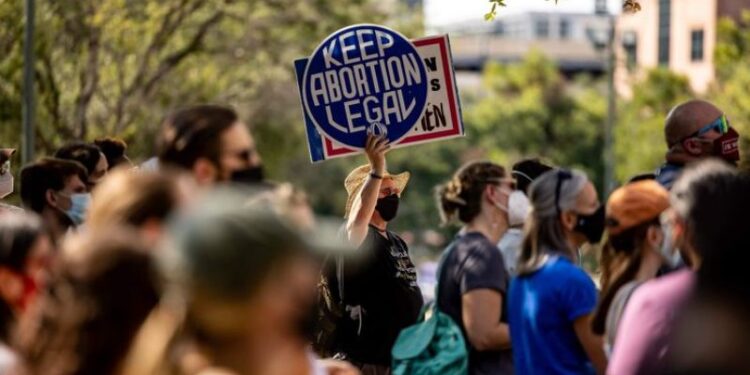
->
[295, 26, 463, 163]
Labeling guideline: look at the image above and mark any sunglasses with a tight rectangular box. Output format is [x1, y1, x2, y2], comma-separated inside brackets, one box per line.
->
[485, 177, 517, 191]
[225, 148, 255, 162]
[682, 115, 730, 142]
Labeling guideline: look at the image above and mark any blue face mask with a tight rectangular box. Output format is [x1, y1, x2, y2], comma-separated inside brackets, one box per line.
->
[59, 192, 91, 226]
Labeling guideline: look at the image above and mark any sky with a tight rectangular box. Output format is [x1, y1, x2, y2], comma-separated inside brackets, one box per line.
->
[424, 0, 623, 28]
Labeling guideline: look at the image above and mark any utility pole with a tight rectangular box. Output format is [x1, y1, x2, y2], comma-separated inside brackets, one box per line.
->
[605, 15, 616, 194]
[22, 0, 36, 165]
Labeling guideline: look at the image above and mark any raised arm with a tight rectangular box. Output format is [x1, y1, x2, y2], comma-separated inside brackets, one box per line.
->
[346, 135, 389, 247]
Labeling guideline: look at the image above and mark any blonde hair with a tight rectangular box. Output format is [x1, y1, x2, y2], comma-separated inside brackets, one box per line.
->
[88, 168, 191, 229]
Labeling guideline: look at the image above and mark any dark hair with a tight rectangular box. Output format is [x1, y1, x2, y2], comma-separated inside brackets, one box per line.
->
[627, 173, 656, 183]
[15, 228, 159, 375]
[661, 170, 750, 374]
[54, 142, 103, 177]
[512, 158, 554, 194]
[689, 171, 750, 298]
[437, 161, 507, 224]
[94, 138, 129, 170]
[591, 218, 659, 335]
[670, 160, 738, 261]
[0, 213, 46, 341]
[20, 158, 88, 213]
[157, 105, 239, 170]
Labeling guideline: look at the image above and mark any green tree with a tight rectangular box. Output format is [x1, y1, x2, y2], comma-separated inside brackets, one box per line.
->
[712, 11, 750, 171]
[0, 0, 389, 160]
[466, 51, 607, 190]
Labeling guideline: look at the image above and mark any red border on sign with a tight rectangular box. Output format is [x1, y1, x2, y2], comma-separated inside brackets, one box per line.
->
[324, 35, 460, 157]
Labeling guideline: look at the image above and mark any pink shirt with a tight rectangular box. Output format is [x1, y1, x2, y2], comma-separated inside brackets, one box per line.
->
[607, 270, 696, 375]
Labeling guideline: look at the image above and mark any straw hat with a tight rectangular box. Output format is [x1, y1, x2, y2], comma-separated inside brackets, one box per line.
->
[344, 164, 410, 218]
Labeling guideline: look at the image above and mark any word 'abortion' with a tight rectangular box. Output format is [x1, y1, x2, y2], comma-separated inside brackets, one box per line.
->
[307, 29, 424, 134]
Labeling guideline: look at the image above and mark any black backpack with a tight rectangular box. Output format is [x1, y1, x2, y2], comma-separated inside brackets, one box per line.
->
[312, 255, 346, 357]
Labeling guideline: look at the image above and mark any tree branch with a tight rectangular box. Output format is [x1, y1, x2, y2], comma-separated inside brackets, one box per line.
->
[141, 10, 225, 97]
[113, 0, 206, 129]
[37, 48, 74, 140]
[72, 1, 101, 140]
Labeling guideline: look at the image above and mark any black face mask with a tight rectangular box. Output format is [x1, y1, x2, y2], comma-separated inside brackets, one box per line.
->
[230, 165, 264, 184]
[375, 194, 400, 222]
[574, 205, 605, 244]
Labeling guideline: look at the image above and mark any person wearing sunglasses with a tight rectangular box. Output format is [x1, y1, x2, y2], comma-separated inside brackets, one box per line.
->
[158, 104, 265, 186]
[508, 169, 608, 375]
[656, 100, 740, 189]
[435, 161, 519, 375]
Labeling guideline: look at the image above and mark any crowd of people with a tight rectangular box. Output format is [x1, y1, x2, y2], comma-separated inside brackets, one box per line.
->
[0, 98, 747, 375]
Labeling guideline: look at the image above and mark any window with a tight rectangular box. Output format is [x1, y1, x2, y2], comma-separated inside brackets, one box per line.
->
[623, 31, 638, 69]
[595, 0, 608, 15]
[658, 0, 671, 65]
[560, 18, 571, 39]
[536, 19, 550, 39]
[494, 22, 505, 36]
[691, 29, 704, 61]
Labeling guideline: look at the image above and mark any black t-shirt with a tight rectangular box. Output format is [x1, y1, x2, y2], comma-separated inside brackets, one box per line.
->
[436, 232, 514, 375]
[330, 225, 423, 365]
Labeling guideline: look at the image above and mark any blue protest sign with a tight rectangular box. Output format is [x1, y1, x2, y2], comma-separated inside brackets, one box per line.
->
[301, 24, 429, 149]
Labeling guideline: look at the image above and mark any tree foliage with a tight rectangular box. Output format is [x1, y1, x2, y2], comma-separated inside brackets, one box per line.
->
[466, 51, 606, 190]
[711, 11, 750, 171]
[0, 0, 389, 159]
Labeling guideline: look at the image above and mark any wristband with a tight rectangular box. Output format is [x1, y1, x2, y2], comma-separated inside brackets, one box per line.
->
[370, 172, 383, 180]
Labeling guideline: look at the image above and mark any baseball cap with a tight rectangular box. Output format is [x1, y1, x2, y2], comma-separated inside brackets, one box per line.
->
[606, 180, 670, 236]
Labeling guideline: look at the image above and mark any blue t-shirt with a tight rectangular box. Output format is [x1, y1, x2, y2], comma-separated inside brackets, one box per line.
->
[508, 256, 598, 375]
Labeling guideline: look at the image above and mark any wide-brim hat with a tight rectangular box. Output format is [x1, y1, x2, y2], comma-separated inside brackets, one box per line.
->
[344, 164, 410, 218]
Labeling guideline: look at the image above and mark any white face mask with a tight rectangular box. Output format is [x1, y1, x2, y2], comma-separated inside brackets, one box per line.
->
[494, 188, 531, 227]
[0, 161, 13, 199]
[659, 219, 683, 268]
[507, 191, 531, 227]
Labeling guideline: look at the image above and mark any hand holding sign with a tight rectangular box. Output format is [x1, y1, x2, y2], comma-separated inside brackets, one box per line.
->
[365, 134, 390, 176]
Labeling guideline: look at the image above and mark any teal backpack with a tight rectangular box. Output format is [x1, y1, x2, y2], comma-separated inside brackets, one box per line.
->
[391, 242, 468, 375]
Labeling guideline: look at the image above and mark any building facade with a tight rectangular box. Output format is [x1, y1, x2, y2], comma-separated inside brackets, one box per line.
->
[439, 11, 613, 76]
[615, 0, 750, 95]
